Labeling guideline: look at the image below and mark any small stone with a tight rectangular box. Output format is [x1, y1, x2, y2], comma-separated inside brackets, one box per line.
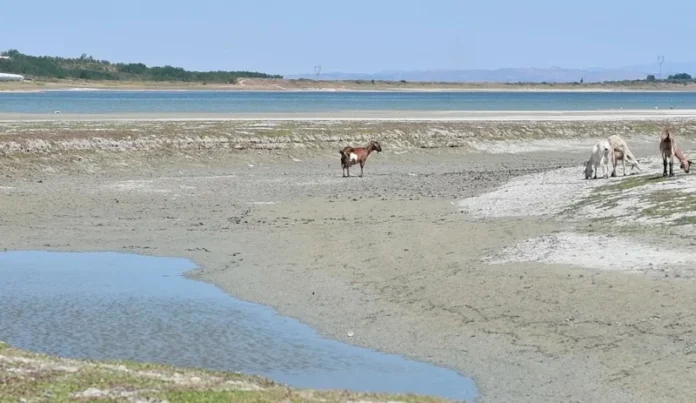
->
[347, 331, 354, 337]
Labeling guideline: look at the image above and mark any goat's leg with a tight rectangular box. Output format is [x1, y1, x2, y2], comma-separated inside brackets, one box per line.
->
[359, 162, 364, 177]
[669, 156, 675, 177]
[663, 156, 668, 177]
[608, 157, 614, 178]
[611, 159, 617, 177]
[346, 165, 350, 177]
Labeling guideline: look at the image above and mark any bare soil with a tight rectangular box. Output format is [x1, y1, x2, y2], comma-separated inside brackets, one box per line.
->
[2, 119, 696, 403]
[4, 77, 696, 92]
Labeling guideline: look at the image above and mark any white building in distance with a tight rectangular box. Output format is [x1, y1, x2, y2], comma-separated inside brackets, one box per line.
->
[0, 72, 24, 81]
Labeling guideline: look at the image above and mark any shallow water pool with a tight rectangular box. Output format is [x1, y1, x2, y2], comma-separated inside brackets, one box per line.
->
[0, 251, 477, 401]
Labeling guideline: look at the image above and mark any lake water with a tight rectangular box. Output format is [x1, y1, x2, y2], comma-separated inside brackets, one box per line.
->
[1, 90, 695, 114]
[0, 251, 477, 402]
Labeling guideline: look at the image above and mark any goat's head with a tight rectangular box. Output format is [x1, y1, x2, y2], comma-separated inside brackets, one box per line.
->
[682, 159, 693, 173]
[370, 141, 382, 152]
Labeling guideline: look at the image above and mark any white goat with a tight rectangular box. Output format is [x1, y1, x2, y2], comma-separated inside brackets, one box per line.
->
[607, 134, 641, 177]
[585, 140, 614, 179]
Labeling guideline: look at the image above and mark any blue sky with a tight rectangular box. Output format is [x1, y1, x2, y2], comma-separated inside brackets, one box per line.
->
[2, 0, 694, 74]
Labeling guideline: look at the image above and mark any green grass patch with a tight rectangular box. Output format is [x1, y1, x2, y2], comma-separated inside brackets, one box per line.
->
[0, 342, 450, 403]
[598, 174, 668, 192]
[673, 216, 696, 225]
[639, 191, 696, 218]
[162, 390, 285, 403]
[559, 172, 696, 229]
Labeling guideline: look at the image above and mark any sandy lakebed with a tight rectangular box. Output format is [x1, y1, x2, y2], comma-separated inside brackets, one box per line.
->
[5, 77, 696, 93]
[2, 113, 696, 402]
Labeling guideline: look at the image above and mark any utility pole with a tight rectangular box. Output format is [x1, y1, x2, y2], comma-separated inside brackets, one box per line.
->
[657, 56, 665, 80]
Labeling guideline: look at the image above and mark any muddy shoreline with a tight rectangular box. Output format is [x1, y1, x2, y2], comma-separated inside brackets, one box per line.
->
[4, 77, 696, 93]
[2, 118, 696, 403]
[4, 109, 696, 122]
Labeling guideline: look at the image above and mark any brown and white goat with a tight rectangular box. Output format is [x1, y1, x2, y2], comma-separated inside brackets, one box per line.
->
[660, 127, 692, 177]
[339, 140, 382, 177]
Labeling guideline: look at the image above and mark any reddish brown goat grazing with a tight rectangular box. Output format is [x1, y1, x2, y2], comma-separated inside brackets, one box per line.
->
[660, 127, 693, 177]
[339, 140, 382, 177]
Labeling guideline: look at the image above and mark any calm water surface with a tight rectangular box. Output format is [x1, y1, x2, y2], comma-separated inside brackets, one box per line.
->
[0, 251, 477, 401]
[0, 90, 695, 114]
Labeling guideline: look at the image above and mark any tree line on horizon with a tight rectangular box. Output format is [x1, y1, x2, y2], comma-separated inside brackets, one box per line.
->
[645, 73, 694, 83]
[0, 50, 283, 83]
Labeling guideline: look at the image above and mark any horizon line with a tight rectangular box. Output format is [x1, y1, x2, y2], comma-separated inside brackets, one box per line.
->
[284, 62, 696, 77]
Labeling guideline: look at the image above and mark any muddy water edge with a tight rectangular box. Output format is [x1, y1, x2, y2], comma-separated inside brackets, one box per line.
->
[2, 119, 696, 403]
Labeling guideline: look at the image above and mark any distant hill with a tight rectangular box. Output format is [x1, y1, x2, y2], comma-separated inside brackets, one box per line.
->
[287, 63, 696, 84]
[0, 50, 283, 83]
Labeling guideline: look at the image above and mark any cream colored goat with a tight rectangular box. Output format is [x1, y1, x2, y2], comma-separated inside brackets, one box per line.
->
[607, 134, 641, 177]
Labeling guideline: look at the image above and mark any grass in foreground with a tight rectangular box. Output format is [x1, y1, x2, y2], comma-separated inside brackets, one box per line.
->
[0, 342, 450, 403]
